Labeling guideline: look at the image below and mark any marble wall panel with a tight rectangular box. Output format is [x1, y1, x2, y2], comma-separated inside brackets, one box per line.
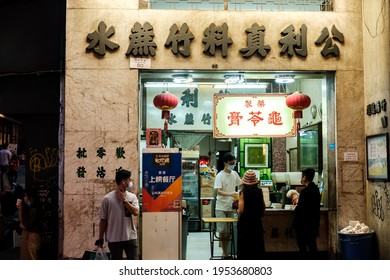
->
[63, 193, 102, 258]
[65, 69, 138, 132]
[338, 162, 366, 227]
[333, 1, 362, 13]
[336, 70, 365, 143]
[363, 0, 390, 259]
[64, 68, 140, 258]
[64, 131, 139, 194]
[334, 70, 366, 235]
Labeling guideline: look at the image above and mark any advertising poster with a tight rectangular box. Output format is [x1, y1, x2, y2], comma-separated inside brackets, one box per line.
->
[142, 148, 182, 212]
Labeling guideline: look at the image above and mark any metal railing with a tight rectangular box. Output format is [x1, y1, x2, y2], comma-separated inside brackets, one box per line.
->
[139, 0, 333, 11]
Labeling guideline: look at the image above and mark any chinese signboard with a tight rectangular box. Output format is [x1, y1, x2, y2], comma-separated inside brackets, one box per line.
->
[213, 94, 296, 138]
[146, 87, 215, 131]
[142, 148, 182, 212]
[86, 21, 344, 59]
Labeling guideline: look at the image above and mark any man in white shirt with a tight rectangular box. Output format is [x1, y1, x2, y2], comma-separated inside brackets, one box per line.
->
[0, 143, 12, 192]
[214, 152, 241, 258]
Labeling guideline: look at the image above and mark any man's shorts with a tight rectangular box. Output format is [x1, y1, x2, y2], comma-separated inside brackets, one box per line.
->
[215, 210, 235, 237]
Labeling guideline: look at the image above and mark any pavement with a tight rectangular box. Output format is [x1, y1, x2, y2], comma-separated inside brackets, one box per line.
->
[0, 246, 19, 260]
[15, 164, 26, 188]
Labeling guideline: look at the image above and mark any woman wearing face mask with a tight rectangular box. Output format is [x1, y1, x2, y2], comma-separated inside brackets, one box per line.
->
[214, 152, 242, 259]
[95, 169, 139, 260]
[17, 188, 42, 260]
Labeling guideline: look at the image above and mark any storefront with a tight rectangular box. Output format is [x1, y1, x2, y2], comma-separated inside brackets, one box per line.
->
[140, 70, 332, 233]
[63, 2, 367, 259]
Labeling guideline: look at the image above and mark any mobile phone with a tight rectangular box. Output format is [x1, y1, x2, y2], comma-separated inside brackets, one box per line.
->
[124, 205, 132, 217]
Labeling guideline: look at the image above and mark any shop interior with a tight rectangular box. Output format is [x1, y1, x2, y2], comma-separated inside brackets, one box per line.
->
[139, 70, 334, 258]
[139, 70, 332, 258]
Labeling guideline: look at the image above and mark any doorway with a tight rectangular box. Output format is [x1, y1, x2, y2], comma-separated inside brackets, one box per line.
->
[139, 70, 336, 258]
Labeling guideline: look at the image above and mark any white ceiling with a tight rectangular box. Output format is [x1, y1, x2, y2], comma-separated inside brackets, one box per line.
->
[140, 70, 327, 85]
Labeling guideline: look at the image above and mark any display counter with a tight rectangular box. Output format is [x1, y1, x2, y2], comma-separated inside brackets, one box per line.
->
[263, 208, 329, 252]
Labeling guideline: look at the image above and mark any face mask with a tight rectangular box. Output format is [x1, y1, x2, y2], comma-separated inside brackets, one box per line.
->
[227, 164, 235, 171]
[127, 181, 133, 191]
[26, 201, 31, 207]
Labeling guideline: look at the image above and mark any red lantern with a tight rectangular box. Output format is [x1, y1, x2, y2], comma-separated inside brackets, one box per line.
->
[286, 91, 311, 131]
[153, 90, 179, 131]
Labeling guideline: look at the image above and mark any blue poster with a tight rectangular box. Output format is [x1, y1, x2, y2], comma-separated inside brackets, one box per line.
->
[142, 149, 182, 212]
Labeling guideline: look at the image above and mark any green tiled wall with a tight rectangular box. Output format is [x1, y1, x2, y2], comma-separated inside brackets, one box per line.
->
[239, 138, 272, 180]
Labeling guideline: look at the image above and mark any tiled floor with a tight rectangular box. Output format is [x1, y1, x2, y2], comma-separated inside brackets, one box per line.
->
[186, 231, 223, 260]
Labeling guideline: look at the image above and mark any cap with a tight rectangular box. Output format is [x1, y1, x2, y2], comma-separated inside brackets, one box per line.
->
[242, 170, 259, 185]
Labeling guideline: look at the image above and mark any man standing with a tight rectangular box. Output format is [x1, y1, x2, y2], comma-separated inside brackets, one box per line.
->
[214, 152, 241, 258]
[95, 169, 139, 260]
[0, 143, 12, 191]
[293, 168, 321, 259]
[0, 144, 12, 243]
[18, 189, 42, 260]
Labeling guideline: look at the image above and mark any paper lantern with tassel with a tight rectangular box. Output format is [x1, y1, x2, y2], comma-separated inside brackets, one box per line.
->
[153, 90, 179, 131]
[285, 91, 311, 131]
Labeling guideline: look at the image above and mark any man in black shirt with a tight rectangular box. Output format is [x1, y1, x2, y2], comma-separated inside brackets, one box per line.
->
[293, 168, 321, 259]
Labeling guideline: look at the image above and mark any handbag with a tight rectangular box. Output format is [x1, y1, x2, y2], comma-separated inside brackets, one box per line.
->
[82, 246, 110, 260]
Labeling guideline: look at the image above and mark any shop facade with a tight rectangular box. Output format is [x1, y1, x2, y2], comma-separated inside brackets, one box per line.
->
[63, 1, 390, 259]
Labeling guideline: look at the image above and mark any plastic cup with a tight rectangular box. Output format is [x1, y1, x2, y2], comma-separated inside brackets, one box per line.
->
[16, 199, 22, 207]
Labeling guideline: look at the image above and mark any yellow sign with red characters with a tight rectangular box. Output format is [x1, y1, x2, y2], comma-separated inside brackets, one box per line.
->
[213, 94, 296, 138]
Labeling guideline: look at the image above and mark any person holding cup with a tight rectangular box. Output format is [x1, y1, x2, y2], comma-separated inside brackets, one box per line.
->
[16, 188, 42, 260]
[16, 198, 22, 207]
[286, 189, 300, 206]
[213, 152, 241, 259]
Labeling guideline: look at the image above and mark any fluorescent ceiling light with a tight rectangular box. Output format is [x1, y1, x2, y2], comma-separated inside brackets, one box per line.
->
[275, 75, 295, 83]
[172, 74, 193, 83]
[213, 83, 268, 89]
[224, 74, 244, 84]
[145, 82, 198, 88]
